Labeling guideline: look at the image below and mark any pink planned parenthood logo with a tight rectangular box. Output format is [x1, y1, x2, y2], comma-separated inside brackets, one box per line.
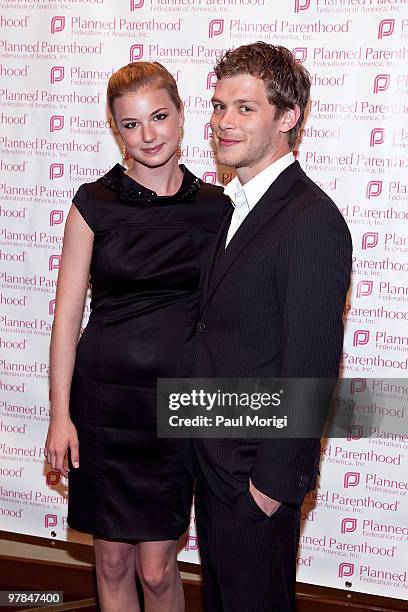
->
[378, 19, 395, 39]
[347, 425, 363, 441]
[356, 280, 373, 298]
[343, 472, 360, 488]
[44, 514, 58, 529]
[130, 0, 144, 8]
[50, 210, 64, 226]
[46, 470, 61, 486]
[294, 0, 310, 12]
[50, 116, 64, 132]
[49, 255, 61, 271]
[204, 123, 212, 140]
[361, 232, 379, 250]
[202, 172, 217, 184]
[292, 48, 307, 63]
[50, 67, 65, 84]
[338, 563, 354, 578]
[50, 66, 65, 83]
[206, 71, 217, 89]
[350, 379, 366, 394]
[366, 180, 383, 199]
[341, 518, 357, 534]
[49, 163, 64, 180]
[208, 19, 224, 38]
[50, 16, 65, 33]
[130, 44, 143, 61]
[373, 74, 390, 93]
[185, 535, 199, 551]
[370, 128, 385, 147]
[353, 330, 370, 346]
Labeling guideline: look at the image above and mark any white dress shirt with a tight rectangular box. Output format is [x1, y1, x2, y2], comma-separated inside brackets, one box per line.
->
[224, 152, 295, 247]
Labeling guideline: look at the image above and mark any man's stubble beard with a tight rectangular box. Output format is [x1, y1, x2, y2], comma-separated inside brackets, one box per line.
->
[215, 135, 276, 172]
[215, 147, 256, 171]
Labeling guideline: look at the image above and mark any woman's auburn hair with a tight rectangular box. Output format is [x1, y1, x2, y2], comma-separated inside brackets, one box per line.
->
[107, 61, 182, 115]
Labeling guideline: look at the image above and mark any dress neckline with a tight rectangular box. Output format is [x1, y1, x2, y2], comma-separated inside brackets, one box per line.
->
[98, 163, 202, 206]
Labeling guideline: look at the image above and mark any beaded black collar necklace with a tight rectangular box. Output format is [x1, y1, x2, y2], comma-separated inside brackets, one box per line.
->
[98, 163, 202, 206]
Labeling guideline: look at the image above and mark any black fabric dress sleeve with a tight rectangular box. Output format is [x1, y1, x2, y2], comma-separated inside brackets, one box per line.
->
[72, 184, 95, 231]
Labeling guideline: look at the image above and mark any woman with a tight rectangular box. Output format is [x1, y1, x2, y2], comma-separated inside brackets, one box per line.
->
[45, 62, 226, 612]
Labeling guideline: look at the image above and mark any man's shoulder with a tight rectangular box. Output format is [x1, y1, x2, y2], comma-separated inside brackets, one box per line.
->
[289, 172, 347, 225]
[263, 168, 352, 249]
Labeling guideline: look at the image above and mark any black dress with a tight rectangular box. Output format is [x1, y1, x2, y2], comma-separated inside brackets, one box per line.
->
[67, 164, 226, 540]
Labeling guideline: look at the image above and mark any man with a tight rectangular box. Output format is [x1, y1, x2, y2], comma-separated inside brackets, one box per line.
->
[193, 43, 352, 611]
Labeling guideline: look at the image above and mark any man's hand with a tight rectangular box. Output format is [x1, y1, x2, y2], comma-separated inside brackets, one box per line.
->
[249, 478, 282, 517]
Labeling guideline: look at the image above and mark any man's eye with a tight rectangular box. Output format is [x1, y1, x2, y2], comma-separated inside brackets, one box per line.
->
[240, 106, 253, 113]
[153, 113, 168, 121]
[212, 104, 225, 112]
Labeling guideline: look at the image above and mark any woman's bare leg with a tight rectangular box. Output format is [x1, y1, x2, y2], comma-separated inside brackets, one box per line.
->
[136, 539, 184, 612]
[94, 538, 141, 612]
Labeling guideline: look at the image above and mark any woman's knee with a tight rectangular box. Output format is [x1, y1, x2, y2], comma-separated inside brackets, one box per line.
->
[95, 542, 134, 585]
[138, 558, 175, 593]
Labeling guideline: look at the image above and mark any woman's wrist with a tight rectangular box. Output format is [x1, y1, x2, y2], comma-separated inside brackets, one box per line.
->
[49, 410, 71, 423]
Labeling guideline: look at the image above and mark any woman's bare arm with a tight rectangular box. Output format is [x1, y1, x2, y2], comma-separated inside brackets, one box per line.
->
[45, 205, 94, 476]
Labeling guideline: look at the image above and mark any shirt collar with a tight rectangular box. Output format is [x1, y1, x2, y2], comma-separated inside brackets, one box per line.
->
[224, 152, 295, 210]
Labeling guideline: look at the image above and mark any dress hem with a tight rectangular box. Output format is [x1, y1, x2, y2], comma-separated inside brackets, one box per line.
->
[67, 520, 190, 543]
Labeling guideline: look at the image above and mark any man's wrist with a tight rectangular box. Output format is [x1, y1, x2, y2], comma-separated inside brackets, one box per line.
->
[249, 477, 283, 503]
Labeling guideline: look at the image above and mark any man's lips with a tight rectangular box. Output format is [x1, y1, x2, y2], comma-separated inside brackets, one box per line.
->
[141, 144, 164, 154]
[218, 137, 241, 147]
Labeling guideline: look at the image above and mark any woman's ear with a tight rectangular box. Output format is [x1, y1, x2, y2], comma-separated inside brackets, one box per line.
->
[178, 106, 185, 129]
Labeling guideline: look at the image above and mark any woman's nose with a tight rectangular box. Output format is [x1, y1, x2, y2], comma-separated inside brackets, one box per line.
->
[142, 123, 156, 142]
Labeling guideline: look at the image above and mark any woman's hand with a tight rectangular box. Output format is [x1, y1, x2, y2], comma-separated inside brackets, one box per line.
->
[45, 417, 79, 478]
[45, 204, 93, 478]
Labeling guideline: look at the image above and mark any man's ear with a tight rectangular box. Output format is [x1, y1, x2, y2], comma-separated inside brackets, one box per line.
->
[280, 105, 301, 134]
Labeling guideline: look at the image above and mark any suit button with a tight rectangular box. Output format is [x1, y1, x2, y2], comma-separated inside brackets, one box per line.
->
[298, 475, 309, 488]
[197, 322, 207, 332]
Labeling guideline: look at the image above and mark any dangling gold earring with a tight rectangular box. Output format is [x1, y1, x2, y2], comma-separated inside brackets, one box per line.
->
[177, 127, 183, 158]
[122, 144, 131, 163]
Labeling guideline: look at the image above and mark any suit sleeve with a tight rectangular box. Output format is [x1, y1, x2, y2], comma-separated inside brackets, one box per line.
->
[250, 199, 352, 504]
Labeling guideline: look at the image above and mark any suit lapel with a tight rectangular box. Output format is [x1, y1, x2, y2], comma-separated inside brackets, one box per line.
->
[202, 161, 305, 313]
[202, 199, 233, 301]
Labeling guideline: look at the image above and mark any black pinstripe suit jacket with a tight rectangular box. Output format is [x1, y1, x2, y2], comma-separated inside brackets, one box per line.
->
[193, 160, 352, 505]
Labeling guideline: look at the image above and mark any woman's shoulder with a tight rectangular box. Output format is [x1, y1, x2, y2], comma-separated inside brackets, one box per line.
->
[72, 165, 126, 232]
[196, 182, 230, 219]
[74, 165, 122, 200]
[182, 165, 225, 203]
[180, 167, 230, 228]
[199, 181, 225, 199]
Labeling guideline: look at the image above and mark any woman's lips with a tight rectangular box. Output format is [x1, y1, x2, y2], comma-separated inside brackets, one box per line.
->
[141, 144, 164, 154]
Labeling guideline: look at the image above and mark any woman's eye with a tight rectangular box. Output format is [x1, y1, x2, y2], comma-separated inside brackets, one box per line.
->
[124, 122, 138, 129]
[153, 113, 168, 121]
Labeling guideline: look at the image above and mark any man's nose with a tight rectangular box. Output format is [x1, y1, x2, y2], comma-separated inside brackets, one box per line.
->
[218, 108, 236, 131]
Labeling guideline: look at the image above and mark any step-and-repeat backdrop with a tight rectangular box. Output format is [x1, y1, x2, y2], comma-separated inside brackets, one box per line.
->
[0, 0, 407, 601]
